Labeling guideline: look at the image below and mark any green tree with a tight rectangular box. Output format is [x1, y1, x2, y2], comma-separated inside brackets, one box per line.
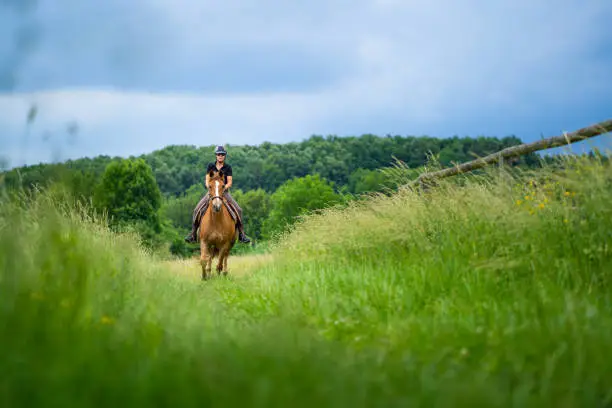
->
[348, 168, 398, 195]
[94, 158, 163, 241]
[262, 174, 342, 238]
[161, 183, 205, 232]
[231, 188, 272, 240]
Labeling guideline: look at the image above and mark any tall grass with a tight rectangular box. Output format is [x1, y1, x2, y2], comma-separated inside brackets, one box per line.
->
[1, 154, 611, 407]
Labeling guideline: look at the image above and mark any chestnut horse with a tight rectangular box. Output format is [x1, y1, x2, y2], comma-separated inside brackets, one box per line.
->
[199, 169, 238, 280]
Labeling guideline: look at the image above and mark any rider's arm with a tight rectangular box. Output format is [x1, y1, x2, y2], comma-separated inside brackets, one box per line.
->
[205, 163, 215, 189]
[225, 176, 233, 190]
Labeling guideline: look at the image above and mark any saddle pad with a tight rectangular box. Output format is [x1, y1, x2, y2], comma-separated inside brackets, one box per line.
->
[198, 199, 240, 223]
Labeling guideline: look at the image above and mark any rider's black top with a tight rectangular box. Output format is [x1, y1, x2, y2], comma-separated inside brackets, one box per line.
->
[207, 162, 233, 184]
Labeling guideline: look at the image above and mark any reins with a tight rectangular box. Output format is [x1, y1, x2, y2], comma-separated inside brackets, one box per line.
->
[209, 192, 225, 202]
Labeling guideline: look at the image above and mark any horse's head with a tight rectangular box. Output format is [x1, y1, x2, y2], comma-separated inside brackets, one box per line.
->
[207, 169, 226, 212]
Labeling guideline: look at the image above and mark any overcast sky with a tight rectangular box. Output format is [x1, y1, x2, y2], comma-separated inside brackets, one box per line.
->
[1, 0, 611, 168]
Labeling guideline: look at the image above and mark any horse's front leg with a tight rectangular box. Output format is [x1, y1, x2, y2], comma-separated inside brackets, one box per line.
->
[217, 247, 230, 276]
[223, 251, 229, 276]
[200, 242, 212, 280]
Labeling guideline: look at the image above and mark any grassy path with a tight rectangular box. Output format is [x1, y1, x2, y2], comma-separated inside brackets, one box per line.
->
[162, 253, 273, 280]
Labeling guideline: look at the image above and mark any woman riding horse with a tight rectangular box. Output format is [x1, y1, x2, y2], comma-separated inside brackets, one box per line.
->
[184, 145, 251, 244]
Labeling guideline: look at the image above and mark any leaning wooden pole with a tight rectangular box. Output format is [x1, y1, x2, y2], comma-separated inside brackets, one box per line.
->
[411, 119, 612, 188]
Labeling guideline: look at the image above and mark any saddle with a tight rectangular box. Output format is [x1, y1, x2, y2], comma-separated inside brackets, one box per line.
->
[199, 194, 240, 224]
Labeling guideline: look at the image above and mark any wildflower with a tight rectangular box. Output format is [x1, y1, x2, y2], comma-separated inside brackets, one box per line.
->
[563, 218, 569, 223]
[100, 316, 114, 325]
[538, 203, 545, 210]
[515, 199, 523, 206]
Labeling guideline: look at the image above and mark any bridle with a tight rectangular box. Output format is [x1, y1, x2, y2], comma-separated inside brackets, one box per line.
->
[208, 181, 225, 202]
[208, 174, 226, 203]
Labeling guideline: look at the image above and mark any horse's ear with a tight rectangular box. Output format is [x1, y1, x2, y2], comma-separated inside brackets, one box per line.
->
[208, 170, 215, 178]
[218, 169, 224, 177]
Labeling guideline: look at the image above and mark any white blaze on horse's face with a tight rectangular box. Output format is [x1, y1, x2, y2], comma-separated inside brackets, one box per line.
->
[212, 180, 222, 212]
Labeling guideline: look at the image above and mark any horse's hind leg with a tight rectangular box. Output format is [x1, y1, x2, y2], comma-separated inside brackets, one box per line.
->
[200, 242, 212, 280]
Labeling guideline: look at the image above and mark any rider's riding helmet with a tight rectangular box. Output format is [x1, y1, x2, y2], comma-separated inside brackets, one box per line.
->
[215, 145, 227, 155]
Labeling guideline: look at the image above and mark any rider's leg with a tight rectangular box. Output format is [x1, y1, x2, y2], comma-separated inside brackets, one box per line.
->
[224, 191, 251, 243]
[185, 194, 209, 243]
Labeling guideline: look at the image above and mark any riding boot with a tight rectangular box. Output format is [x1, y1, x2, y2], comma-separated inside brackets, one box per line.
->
[184, 224, 198, 243]
[237, 223, 251, 244]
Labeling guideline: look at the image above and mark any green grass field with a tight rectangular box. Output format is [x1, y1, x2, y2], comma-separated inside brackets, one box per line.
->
[1, 154, 611, 407]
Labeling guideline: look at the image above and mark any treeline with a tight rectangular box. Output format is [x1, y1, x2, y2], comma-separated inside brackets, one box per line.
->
[1, 133, 543, 256]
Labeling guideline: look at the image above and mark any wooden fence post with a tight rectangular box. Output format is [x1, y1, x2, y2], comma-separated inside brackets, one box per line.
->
[410, 119, 612, 189]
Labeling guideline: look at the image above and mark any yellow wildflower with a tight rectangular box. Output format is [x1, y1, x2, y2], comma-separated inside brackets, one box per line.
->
[100, 316, 114, 325]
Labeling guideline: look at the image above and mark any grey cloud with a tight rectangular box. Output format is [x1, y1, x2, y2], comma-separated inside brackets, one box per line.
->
[3, 0, 358, 94]
[1, 0, 611, 168]
[0, 0, 41, 91]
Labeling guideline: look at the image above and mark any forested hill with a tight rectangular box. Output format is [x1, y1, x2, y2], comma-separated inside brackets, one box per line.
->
[1, 133, 539, 198]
